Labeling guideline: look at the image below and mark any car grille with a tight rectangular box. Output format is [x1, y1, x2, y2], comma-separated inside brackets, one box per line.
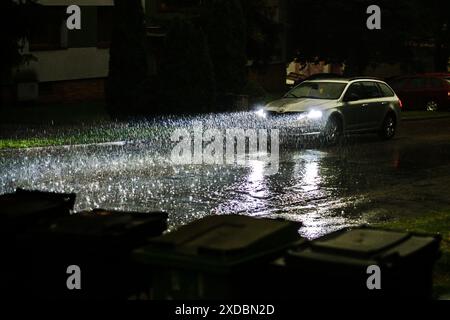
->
[266, 111, 304, 119]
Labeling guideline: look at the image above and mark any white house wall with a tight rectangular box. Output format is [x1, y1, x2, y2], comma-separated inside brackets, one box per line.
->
[27, 48, 110, 82]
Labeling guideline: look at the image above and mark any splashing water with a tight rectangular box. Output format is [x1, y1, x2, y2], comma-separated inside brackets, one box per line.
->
[1, 112, 375, 239]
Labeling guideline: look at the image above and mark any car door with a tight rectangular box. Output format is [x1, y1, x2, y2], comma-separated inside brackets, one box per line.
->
[426, 77, 447, 108]
[390, 77, 412, 109]
[408, 77, 428, 110]
[360, 81, 386, 129]
[341, 82, 367, 131]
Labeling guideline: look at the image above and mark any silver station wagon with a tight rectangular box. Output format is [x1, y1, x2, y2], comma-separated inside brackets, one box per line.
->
[255, 77, 402, 145]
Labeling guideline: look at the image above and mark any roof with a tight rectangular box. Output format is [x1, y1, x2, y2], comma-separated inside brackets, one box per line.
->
[306, 76, 386, 83]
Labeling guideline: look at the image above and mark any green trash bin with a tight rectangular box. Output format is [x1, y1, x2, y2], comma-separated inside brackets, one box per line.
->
[31, 209, 168, 300]
[0, 189, 76, 295]
[274, 226, 441, 299]
[132, 214, 303, 300]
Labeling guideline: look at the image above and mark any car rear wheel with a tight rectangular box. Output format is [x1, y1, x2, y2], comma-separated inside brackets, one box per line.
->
[426, 100, 439, 112]
[322, 116, 342, 146]
[379, 113, 396, 140]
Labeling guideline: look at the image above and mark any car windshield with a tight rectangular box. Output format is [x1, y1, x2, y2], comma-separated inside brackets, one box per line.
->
[285, 82, 347, 100]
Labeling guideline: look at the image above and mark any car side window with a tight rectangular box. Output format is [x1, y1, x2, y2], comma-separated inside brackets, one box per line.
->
[344, 83, 365, 100]
[361, 82, 382, 99]
[377, 83, 395, 97]
[410, 77, 427, 89]
[427, 78, 444, 88]
[390, 78, 410, 90]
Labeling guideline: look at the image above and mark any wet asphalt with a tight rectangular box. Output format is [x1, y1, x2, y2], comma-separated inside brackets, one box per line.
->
[1, 117, 450, 239]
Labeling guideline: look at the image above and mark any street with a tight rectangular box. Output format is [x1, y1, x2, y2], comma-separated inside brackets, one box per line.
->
[2, 116, 450, 239]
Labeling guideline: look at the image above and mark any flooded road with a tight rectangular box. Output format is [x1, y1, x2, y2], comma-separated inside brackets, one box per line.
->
[2, 116, 450, 239]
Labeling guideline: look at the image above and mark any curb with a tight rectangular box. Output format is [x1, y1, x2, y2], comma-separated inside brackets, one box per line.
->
[401, 114, 450, 122]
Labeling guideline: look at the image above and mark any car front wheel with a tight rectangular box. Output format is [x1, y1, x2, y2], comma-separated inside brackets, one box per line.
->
[379, 113, 396, 140]
[322, 116, 342, 146]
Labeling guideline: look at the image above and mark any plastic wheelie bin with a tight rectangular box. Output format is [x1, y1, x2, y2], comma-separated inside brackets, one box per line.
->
[133, 214, 303, 299]
[272, 226, 441, 299]
[30, 209, 168, 299]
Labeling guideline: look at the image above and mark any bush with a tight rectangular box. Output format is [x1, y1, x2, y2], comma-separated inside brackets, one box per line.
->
[159, 18, 216, 114]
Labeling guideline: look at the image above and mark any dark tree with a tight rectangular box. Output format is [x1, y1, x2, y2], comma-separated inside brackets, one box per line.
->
[424, 0, 450, 72]
[287, 0, 429, 74]
[240, 0, 284, 66]
[159, 18, 216, 114]
[203, 0, 247, 94]
[0, 0, 36, 85]
[106, 0, 148, 118]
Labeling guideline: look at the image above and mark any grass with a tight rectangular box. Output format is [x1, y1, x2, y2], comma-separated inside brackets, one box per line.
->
[0, 125, 170, 150]
[376, 210, 450, 297]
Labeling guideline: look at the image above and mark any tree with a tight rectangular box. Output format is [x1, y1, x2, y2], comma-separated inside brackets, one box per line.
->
[159, 18, 216, 114]
[106, 0, 148, 118]
[203, 0, 247, 94]
[240, 0, 284, 66]
[287, 0, 430, 74]
[0, 0, 36, 85]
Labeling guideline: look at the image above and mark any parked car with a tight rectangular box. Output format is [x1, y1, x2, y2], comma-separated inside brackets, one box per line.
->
[255, 77, 402, 145]
[286, 72, 345, 88]
[388, 73, 450, 111]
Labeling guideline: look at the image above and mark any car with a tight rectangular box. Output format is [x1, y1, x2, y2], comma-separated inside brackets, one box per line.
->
[254, 77, 402, 145]
[286, 72, 345, 87]
[388, 73, 450, 111]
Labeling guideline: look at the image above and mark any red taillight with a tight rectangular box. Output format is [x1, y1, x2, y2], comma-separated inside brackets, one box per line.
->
[399, 99, 403, 109]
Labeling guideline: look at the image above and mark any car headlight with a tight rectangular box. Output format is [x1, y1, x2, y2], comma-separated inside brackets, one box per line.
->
[307, 110, 323, 119]
[255, 109, 267, 118]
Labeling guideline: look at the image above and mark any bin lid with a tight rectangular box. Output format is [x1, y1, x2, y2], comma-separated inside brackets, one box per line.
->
[0, 193, 67, 222]
[286, 227, 441, 267]
[16, 188, 76, 209]
[311, 228, 410, 257]
[133, 215, 302, 270]
[45, 210, 168, 239]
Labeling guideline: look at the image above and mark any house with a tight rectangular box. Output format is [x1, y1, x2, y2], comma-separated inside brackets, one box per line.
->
[3, 0, 288, 105]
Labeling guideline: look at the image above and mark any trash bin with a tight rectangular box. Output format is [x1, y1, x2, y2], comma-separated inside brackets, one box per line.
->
[274, 226, 441, 299]
[0, 189, 76, 295]
[132, 214, 303, 300]
[31, 209, 168, 300]
[1, 188, 76, 232]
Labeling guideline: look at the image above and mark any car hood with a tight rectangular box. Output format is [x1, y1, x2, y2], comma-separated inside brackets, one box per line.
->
[264, 98, 337, 113]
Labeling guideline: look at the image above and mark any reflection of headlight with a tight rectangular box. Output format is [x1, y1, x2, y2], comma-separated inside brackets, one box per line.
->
[307, 110, 323, 119]
[255, 109, 267, 118]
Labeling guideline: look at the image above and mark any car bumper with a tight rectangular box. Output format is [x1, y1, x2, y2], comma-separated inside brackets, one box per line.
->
[255, 112, 327, 135]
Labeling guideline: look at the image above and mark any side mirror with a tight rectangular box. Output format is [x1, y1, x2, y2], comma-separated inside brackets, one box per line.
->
[344, 93, 360, 102]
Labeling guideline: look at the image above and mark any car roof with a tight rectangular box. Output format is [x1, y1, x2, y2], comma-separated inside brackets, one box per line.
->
[306, 77, 387, 84]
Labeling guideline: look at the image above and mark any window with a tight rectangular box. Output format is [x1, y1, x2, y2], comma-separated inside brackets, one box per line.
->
[390, 78, 410, 90]
[377, 83, 395, 97]
[97, 6, 113, 48]
[29, 6, 65, 51]
[361, 82, 382, 99]
[410, 78, 427, 89]
[427, 78, 444, 88]
[344, 83, 365, 100]
[286, 82, 347, 100]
